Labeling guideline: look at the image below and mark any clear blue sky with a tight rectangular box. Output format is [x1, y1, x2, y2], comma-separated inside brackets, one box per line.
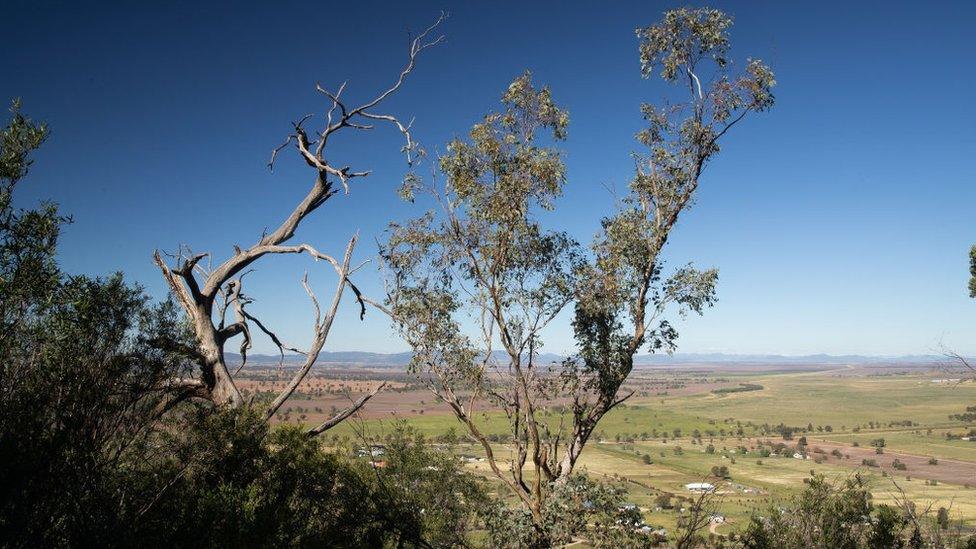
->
[4, 1, 975, 356]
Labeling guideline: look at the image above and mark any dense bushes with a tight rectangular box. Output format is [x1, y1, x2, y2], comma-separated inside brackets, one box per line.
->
[739, 474, 976, 549]
[481, 473, 658, 549]
[0, 103, 483, 548]
[135, 412, 482, 548]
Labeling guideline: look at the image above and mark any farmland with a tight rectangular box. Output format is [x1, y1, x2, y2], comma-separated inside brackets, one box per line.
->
[252, 361, 976, 532]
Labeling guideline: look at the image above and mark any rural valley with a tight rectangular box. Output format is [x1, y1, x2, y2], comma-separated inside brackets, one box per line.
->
[245, 356, 976, 538]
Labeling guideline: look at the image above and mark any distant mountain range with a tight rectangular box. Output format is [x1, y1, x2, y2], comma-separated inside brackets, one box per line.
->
[227, 351, 954, 368]
[632, 353, 954, 365]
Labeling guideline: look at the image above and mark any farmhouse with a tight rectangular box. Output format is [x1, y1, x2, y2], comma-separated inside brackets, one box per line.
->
[685, 482, 715, 493]
[356, 445, 387, 458]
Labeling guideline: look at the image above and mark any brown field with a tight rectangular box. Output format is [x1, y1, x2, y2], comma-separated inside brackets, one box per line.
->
[238, 366, 744, 421]
[801, 438, 976, 486]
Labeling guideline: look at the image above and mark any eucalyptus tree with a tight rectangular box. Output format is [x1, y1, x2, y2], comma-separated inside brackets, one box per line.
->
[0, 101, 195, 546]
[969, 245, 975, 298]
[381, 8, 774, 543]
[0, 99, 62, 350]
[153, 17, 444, 432]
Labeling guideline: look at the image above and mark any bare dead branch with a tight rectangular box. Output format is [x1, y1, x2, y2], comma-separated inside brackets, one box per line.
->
[268, 135, 295, 171]
[153, 15, 444, 419]
[264, 234, 358, 419]
[301, 272, 321, 328]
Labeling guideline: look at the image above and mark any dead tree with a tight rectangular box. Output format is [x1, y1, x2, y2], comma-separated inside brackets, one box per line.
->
[154, 16, 444, 435]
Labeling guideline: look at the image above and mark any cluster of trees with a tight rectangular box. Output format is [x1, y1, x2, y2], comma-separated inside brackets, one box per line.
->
[0, 96, 485, 547]
[380, 9, 772, 546]
[739, 475, 976, 549]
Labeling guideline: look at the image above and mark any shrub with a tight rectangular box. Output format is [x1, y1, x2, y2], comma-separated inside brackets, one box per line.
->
[655, 492, 673, 509]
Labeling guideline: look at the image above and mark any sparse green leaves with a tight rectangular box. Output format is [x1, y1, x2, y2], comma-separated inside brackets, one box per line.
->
[744, 58, 777, 111]
[397, 171, 422, 203]
[501, 71, 569, 140]
[664, 264, 719, 317]
[583, 6, 774, 367]
[383, 9, 774, 541]
[385, 72, 579, 394]
[1, 100, 65, 348]
[1, 99, 48, 185]
[968, 245, 976, 298]
[637, 8, 732, 81]
[438, 71, 568, 222]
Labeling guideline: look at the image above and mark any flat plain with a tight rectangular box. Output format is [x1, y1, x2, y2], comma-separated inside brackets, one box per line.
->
[244, 361, 976, 532]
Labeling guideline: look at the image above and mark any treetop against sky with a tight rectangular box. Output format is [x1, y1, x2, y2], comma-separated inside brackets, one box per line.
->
[4, 1, 975, 355]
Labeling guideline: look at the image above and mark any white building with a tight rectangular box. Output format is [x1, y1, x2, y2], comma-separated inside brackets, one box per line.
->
[685, 482, 715, 493]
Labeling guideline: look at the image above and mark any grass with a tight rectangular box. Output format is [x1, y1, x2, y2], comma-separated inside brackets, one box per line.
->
[818, 429, 976, 463]
[318, 368, 976, 530]
[660, 372, 976, 430]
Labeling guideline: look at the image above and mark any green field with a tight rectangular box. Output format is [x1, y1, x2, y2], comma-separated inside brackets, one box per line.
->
[669, 371, 975, 429]
[332, 370, 976, 445]
[323, 368, 976, 531]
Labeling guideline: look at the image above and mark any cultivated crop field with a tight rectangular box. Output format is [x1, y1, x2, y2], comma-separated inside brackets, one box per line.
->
[261, 362, 976, 532]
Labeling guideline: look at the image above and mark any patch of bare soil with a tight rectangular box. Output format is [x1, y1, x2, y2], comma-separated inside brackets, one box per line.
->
[803, 439, 976, 486]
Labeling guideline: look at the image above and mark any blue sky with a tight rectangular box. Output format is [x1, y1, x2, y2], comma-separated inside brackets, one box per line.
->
[4, 1, 975, 356]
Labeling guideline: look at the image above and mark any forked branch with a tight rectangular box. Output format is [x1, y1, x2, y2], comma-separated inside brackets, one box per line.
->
[152, 15, 444, 421]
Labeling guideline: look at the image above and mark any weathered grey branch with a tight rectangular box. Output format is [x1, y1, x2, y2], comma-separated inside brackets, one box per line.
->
[264, 234, 358, 420]
[152, 15, 442, 413]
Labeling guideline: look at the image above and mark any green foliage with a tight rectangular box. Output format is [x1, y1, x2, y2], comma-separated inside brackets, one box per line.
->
[385, 71, 580, 388]
[950, 405, 976, 423]
[374, 425, 487, 547]
[0, 273, 194, 546]
[969, 245, 976, 298]
[0, 103, 483, 548]
[575, 3, 775, 391]
[0, 99, 47, 182]
[637, 8, 732, 81]
[741, 474, 908, 549]
[139, 411, 482, 548]
[481, 474, 656, 549]
[936, 507, 950, 530]
[870, 504, 908, 549]
[0, 102, 193, 546]
[0, 99, 64, 346]
[712, 383, 764, 395]
[384, 7, 775, 541]
[655, 492, 674, 509]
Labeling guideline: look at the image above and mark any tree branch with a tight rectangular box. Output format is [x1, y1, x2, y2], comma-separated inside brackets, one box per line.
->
[265, 234, 358, 419]
[306, 382, 386, 437]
